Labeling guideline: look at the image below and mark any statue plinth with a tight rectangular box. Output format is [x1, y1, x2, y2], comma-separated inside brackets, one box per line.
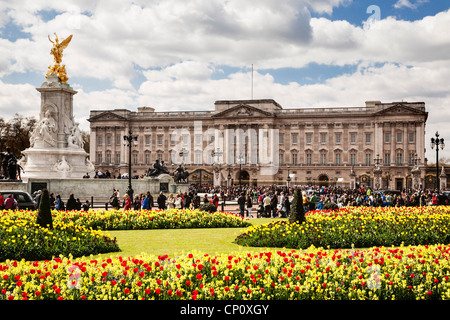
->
[21, 74, 95, 180]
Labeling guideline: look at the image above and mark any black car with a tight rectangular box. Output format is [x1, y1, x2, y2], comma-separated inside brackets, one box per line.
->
[0, 190, 37, 210]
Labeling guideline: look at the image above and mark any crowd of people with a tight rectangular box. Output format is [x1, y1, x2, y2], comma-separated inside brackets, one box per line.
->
[107, 188, 221, 212]
[32, 190, 91, 212]
[188, 184, 450, 218]
[24, 183, 449, 220]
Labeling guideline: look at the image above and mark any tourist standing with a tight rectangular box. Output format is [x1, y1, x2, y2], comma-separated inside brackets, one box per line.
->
[157, 192, 167, 210]
[133, 195, 141, 210]
[4, 194, 16, 210]
[142, 192, 151, 210]
[270, 193, 278, 218]
[263, 193, 271, 217]
[238, 193, 246, 217]
[246, 193, 253, 218]
[49, 193, 56, 210]
[167, 193, 175, 209]
[55, 194, 64, 211]
[175, 194, 182, 209]
[66, 193, 77, 210]
[123, 194, 132, 210]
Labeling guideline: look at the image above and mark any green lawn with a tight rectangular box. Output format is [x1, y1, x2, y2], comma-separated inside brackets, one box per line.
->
[96, 218, 286, 259]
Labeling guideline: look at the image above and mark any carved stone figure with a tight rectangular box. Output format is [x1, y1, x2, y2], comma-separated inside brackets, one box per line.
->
[67, 123, 84, 149]
[31, 110, 57, 147]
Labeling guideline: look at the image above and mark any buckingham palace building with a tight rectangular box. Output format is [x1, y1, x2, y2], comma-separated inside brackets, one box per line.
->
[88, 98, 428, 191]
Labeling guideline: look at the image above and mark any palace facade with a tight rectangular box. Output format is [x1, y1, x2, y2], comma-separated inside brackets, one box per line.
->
[88, 99, 428, 190]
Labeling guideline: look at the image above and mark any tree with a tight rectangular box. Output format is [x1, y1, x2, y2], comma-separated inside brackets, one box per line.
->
[81, 130, 90, 154]
[289, 188, 306, 224]
[36, 189, 53, 229]
[0, 114, 36, 157]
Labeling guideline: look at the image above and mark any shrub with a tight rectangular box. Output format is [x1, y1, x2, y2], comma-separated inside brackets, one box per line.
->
[36, 189, 53, 229]
[289, 188, 305, 224]
[198, 203, 217, 213]
[322, 202, 339, 210]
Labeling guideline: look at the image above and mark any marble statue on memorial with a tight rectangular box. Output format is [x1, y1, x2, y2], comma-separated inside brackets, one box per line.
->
[20, 33, 96, 179]
[30, 110, 58, 147]
[67, 123, 84, 149]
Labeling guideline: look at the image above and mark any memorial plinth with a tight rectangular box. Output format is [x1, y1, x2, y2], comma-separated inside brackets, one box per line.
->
[20, 74, 95, 180]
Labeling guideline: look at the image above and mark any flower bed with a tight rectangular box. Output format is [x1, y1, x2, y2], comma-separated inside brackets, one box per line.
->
[1, 208, 251, 230]
[1, 245, 450, 300]
[235, 206, 450, 249]
[0, 217, 119, 262]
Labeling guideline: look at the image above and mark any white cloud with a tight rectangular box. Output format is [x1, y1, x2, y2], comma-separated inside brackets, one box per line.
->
[1, 0, 450, 161]
[394, 0, 429, 9]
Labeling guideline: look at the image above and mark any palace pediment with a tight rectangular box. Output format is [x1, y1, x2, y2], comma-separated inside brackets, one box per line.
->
[212, 104, 275, 118]
[374, 103, 427, 116]
[87, 111, 128, 122]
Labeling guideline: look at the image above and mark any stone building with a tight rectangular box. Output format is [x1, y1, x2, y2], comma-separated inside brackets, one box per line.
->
[88, 99, 428, 190]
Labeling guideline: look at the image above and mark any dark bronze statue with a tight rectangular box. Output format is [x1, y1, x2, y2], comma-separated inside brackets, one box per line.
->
[174, 164, 189, 183]
[147, 159, 169, 177]
[1, 147, 20, 180]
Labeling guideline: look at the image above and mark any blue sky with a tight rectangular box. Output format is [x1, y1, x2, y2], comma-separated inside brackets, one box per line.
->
[1, 0, 450, 161]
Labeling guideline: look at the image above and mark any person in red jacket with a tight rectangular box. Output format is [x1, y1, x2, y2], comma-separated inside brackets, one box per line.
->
[0, 193, 4, 209]
[123, 194, 132, 210]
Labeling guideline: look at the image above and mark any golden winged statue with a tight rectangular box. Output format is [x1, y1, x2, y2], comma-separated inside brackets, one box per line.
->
[46, 33, 73, 83]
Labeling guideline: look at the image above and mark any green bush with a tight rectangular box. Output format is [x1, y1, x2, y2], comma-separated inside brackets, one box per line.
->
[289, 188, 305, 224]
[323, 202, 339, 210]
[198, 203, 217, 213]
[36, 189, 53, 229]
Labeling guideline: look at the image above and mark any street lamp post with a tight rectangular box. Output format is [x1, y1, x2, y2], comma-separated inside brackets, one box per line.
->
[123, 130, 138, 198]
[431, 132, 445, 193]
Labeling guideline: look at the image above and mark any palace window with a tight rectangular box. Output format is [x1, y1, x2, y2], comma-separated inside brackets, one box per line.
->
[320, 153, 326, 165]
[306, 153, 312, 165]
[292, 153, 298, 165]
[396, 152, 403, 165]
[350, 153, 356, 165]
[292, 134, 298, 144]
[320, 133, 327, 144]
[335, 153, 341, 165]
[335, 133, 341, 144]
[384, 153, 391, 165]
[365, 153, 372, 166]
